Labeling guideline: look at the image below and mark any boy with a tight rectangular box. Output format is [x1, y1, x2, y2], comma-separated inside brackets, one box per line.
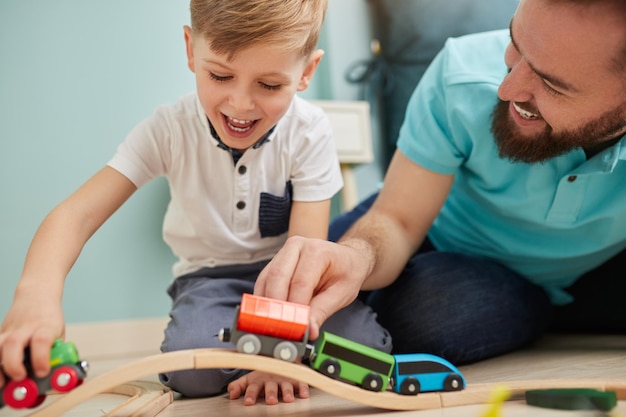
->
[0, 0, 391, 406]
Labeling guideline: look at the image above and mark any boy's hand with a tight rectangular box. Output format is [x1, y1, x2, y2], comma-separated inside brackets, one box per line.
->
[227, 371, 310, 405]
[0, 295, 65, 387]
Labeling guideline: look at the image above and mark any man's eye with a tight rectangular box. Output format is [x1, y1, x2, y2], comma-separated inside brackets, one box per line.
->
[209, 72, 231, 82]
[542, 81, 562, 97]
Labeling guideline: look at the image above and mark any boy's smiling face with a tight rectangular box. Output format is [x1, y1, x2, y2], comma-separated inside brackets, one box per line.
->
[184, 26, 322, 151]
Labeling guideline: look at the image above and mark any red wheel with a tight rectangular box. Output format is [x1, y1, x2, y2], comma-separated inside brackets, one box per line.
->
[29, 394, 47, 408]
[3, 378, 40, 409]
[51, 366, 81, 392]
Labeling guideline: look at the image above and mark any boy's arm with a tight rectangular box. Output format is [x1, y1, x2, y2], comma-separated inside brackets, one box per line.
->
[0, 166, 137, 385]
[287, 199, 331, 240]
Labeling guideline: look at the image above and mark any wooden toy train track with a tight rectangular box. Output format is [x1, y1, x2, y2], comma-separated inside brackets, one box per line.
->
[26, 348, 626, 416]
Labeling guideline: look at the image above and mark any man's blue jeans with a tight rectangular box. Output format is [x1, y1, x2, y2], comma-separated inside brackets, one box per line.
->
[330, 192, 554, 365]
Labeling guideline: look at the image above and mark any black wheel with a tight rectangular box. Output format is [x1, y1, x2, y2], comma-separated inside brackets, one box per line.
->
[399, 377, 420, 395]
[444, 374, 464, 391]
[319, 359, 341, 378]
[362, 373, 384, 392]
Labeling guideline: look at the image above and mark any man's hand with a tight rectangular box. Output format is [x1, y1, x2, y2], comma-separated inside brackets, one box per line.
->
[227, 371, 310, 405]
[254, 236, 373, 340]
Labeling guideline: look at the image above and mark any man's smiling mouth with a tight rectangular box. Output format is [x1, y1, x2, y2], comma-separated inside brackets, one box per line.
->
[513, 102, 540, 120]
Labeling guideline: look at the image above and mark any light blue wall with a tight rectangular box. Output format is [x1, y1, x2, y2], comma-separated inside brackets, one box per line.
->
[0, 1, 380, 323]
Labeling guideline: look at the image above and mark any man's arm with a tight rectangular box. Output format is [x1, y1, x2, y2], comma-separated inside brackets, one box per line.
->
[346, 150, 454, 290]
[255, 150, 454, 338]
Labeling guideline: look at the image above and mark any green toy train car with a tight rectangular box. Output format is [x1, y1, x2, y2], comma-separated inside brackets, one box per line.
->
[0, 339, 89, 410]
[309, 331, 395, 392]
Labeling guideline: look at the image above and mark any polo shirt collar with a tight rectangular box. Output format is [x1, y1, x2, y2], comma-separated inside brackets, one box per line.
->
[207, 118, 275, 165]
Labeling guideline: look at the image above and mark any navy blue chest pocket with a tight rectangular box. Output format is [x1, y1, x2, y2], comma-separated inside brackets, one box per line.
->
[259, 181, 293, 238]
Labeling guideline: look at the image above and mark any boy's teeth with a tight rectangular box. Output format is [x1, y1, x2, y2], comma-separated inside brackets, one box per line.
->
[227, 116, 253, 132]
[230, 117, 251, 124]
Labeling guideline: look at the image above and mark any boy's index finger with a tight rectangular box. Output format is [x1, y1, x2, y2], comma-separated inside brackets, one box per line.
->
[0, 339, 27, 382]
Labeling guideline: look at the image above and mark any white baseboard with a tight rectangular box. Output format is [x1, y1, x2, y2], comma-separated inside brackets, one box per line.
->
[65, 317, 169, 360]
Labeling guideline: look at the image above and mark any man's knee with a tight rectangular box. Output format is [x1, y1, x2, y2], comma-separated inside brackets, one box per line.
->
[369, 251, 551, 363]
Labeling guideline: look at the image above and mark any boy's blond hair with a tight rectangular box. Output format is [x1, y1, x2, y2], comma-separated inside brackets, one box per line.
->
[190, 0, 328, 60]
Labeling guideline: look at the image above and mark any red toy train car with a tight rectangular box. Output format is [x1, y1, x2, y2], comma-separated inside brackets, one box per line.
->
[219, 293, 311, 362]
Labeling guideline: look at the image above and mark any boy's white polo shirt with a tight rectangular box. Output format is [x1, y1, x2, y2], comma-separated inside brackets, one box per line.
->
[108, 93, 343, 277]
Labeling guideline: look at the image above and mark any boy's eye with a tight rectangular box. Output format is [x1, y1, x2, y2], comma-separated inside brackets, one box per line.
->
[260, 82, 281, 91]
[209, 72, 232, 82]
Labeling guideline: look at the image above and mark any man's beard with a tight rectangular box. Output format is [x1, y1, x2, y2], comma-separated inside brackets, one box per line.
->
[490, 99, 626, 163]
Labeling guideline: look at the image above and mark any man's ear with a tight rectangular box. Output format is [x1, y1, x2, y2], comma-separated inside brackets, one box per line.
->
[183, 25, 195, 73]
[297, 49, 324, 91]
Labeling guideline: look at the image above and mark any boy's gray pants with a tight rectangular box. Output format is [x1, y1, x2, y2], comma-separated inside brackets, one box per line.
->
[158, 261, 391, 398]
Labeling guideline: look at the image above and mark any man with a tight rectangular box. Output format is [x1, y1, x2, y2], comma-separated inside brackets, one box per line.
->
[254, 0, 626, 364]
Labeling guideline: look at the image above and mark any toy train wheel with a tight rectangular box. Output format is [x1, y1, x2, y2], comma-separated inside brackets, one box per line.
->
[273, 342, 298, 362]
[3, 378, 40, 409]
[51, 365, 81, 392]
[399, 377, 420, 395]
[362, 373, 384, 392]
[236, 334, 262, 355]
[29, 394, 46, 408]
[319, 359, 341, 378]
[444, 374, 464, 391]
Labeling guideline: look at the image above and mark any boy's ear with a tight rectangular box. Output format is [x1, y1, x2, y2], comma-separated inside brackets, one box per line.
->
[297, 49, 324, 91]
[183, 25, 195, 73]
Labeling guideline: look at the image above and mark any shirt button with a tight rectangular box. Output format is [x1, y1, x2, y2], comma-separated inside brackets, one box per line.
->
[238, 165, 247, 175]
[567, 175, 577, 182]
[236, 201, 246, 210]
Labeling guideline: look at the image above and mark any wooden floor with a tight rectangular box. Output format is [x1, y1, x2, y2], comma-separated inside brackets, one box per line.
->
[1, 334, 625, 417]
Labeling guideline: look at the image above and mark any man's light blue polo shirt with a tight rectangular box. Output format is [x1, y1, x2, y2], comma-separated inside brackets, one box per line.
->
[397, 29, 626, 304]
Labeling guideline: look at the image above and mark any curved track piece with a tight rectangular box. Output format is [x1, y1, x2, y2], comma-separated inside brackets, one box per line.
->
[27, 348, 626, 416]
[102, 380, 173, 417]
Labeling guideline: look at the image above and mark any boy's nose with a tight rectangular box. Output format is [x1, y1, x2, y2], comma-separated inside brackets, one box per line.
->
[228, 87, 255, 112]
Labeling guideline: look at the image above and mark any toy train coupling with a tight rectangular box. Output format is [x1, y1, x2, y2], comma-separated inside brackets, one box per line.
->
[218, 327, 231, 343]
